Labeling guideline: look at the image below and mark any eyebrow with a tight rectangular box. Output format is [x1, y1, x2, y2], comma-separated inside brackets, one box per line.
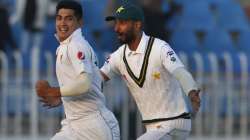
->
[56, 15, 74, 18]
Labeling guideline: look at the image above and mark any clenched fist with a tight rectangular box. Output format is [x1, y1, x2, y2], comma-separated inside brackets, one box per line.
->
[188, 89, 201, 117]
[36, 80, 50, 97]
[35, 80, 62, 108]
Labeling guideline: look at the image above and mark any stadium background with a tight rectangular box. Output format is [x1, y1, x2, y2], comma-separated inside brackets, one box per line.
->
[0, 0, 250, 139]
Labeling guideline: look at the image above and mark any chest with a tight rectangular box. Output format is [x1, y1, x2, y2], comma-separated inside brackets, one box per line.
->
[56, 46, 71, 66]
[55, 46, 77, 79]
[119, 45, 163, 88]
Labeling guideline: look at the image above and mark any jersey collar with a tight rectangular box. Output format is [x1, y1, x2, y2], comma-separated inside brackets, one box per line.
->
[55, 28, 82, 45]
[126, 32, 149, 56]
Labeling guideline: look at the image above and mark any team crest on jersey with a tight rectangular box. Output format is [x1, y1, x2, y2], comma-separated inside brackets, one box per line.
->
[152, 72, 161, 80]
[77, 51, 85, 60]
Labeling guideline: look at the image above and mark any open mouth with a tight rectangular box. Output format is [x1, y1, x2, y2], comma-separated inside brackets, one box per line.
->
[58, 27, 69, 33]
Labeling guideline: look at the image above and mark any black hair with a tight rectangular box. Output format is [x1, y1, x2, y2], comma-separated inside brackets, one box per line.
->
[56, 0, 83, 20]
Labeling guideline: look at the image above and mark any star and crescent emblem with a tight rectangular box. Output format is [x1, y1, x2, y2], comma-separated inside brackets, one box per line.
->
[116, 6, 125, 13]
[152, 72, 161, 80]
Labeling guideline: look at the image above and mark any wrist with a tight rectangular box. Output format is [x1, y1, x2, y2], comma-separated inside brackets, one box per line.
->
[47, 87, 61, 97]
[188, 89, 200, 97]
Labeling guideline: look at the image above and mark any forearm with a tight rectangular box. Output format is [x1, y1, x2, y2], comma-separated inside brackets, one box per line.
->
[60, 73, 91, 97]
[172, 67, 199, 96]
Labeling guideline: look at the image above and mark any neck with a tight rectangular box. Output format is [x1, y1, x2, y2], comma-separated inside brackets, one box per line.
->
[127, 32, 143, 51]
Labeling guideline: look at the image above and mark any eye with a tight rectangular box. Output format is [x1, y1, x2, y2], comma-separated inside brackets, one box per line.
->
[120, 20, 130, 26]
[56, 16, 62, 21]
[66, 16, 74, 21]
[119, 20, 126, 24]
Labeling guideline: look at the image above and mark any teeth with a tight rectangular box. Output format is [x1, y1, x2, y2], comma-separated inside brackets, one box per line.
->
[60, 30, 67, 33]
[59, 27, 68, 32]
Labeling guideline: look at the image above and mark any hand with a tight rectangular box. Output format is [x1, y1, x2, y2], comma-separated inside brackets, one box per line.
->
[36, 80, 50, 97]
[39, 96, 62, 109]
[35, 80, 62, 108]
[188, 89, 201, 117]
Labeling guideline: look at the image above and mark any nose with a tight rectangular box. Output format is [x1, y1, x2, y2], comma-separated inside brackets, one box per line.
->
[57, 18, 66, 26]
[61, 18, 67, 25]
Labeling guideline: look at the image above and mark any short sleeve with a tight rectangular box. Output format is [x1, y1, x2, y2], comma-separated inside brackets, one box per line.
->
[101, 49, 121, 79]
[68, 42, 92, 75]
[161, 43, 184, 73]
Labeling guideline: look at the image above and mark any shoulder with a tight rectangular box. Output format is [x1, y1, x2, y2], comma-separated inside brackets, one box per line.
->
[71, 36, 91, 48]
[150, 37, 173, 52]
[153, 37, 170, 47]
[110, 44, 126, 58]
[66, 36, 94, 60]
[68, 36, 92, 53]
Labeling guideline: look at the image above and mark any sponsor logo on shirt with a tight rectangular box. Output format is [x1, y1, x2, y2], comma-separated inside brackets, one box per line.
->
[167, 50, 176, 62]
[105, 55, 111, 63]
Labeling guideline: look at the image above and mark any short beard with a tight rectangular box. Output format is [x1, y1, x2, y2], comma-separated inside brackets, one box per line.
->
[118, 27, 136, 45]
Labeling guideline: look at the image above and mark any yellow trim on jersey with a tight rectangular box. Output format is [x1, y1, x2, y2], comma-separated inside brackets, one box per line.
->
[123, 37, 155, 87]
